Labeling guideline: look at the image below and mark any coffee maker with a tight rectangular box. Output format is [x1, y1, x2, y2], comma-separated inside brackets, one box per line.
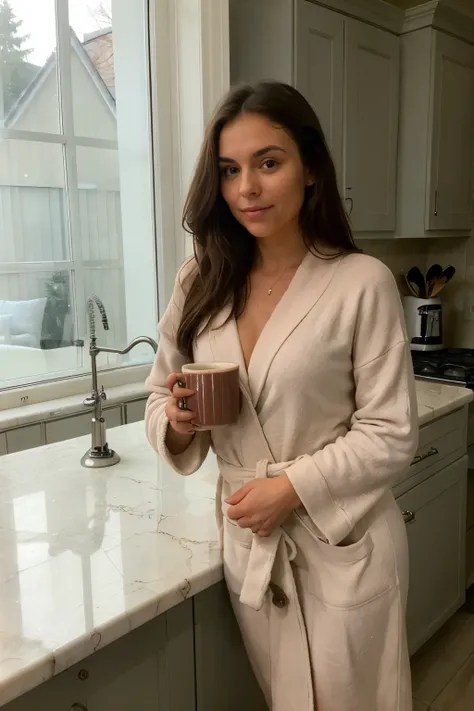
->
[402, 296, 443, 351]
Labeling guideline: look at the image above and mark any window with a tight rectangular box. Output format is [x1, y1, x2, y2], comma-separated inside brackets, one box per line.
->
[0, 0, 157, 389]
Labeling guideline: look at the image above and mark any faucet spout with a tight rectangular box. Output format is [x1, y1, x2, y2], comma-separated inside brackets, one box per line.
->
[97, 335, 158, 356]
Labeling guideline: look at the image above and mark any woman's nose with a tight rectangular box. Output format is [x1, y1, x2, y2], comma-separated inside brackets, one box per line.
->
[239, 168, 260, 198]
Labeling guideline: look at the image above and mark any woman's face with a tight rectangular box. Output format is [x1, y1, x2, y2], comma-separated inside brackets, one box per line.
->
[218, 113, 312, 241]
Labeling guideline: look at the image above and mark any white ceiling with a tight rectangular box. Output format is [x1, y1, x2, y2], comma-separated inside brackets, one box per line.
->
[385, 0, 474, 18]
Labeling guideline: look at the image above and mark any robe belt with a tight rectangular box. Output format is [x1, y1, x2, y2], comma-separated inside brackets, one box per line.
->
[217, 457, 297, 611]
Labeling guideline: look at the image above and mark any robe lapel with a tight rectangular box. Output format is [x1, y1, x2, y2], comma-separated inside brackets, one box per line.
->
[208, 302, 253, 403]
[208, 251, 346, 408]
[248, 251, 344, 405]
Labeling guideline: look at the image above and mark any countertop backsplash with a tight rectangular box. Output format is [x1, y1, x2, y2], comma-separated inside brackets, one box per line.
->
[358, 235, 474, 348]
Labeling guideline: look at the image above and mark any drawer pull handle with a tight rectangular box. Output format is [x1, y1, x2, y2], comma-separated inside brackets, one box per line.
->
[410, 446, 438, 466]
[403, 510, 416, 524]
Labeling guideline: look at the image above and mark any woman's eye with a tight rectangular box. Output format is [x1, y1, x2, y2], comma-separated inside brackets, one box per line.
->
[262, 159, 277, 170]
[221, 165, 239, 178]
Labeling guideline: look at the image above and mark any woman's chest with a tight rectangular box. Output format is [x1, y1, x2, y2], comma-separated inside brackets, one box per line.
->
[195, 300, 355, 393]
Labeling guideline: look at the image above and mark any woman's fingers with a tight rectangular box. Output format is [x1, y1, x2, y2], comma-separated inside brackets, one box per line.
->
[166, 404, 196, 423]
[166, 372, 193, 396]
[172, 385, 195, 399]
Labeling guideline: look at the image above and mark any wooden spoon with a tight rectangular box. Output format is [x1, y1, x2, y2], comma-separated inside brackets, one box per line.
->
[430, 265, 456, 298]
[407, 266, 426, 299]
[404, 272, 420, 297]
[425, 263, 443, 297]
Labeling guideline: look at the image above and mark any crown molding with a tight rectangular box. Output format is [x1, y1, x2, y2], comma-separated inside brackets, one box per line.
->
[402, 0, 474, 43]
[309, 0, 404, 34]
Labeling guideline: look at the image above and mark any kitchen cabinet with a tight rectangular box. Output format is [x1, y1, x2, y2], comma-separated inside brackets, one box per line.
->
[126, 398, 147, 423]
[230, 0, 400, 233]
[5, 423, 43, 454]
[343, 18, 399, 231]
[3, 584, 265, 711]
[397, 455, 467, 655]
[0, 432, 6, 455]
[4, 600, 196, 711]
[194, 583, 267, 711]
[295, 2, 344, 180]
[428, 33, 474, 230]
[397, 28, 474, 237]
[45, 407, 122, 444]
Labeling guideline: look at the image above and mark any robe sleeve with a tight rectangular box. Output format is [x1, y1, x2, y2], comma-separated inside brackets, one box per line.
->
[285, 267, 419, 545]
[145, 260, 211, 475]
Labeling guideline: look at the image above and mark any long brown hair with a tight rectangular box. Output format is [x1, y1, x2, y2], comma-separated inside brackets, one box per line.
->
[177, 81, 359, 358]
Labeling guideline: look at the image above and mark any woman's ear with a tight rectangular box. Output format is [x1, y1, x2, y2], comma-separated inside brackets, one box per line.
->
[305, 169, 316, 187]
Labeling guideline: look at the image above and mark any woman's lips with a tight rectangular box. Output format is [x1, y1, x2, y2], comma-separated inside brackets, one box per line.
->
[241, 206, 273, 218]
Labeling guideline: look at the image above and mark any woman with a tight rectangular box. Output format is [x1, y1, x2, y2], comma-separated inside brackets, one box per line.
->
[145, 81, 418, 711]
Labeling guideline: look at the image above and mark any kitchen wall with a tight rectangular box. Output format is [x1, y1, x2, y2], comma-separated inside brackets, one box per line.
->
[358, 235, 474, 348]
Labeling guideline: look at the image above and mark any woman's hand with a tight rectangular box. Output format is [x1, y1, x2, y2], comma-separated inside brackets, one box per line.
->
[225, 474, 301, 537]
[165, 373, 196, 435]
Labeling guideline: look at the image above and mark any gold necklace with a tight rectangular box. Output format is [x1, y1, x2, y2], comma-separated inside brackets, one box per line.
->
[265, 266, 295, 295]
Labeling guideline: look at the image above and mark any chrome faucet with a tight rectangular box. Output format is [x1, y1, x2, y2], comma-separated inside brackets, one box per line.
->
[81, 295, 158, 469]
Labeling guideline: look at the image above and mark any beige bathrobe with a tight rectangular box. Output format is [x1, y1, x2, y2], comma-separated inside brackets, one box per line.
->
[145, 250, 419, 711]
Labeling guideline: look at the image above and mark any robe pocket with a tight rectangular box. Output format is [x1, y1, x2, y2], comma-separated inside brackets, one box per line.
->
[222, 516, 252, 596]
[294, 509, 373, 564]
[292, 510, 392, 608]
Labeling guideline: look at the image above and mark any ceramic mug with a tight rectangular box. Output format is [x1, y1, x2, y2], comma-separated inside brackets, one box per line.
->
[178, 362, 240, 430]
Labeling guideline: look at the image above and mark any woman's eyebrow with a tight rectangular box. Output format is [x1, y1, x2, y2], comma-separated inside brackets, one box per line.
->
[218, 145, 287, 163]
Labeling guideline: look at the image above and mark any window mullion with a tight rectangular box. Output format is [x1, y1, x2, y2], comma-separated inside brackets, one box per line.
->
[56, 0, 86, 345]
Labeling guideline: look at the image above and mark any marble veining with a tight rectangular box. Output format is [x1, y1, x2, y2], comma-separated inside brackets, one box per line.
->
[0, 423, 221, 705]
[0, 380, 471, 706]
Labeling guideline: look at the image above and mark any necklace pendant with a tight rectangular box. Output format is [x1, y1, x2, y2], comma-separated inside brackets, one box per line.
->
[268, 288, 272, 295]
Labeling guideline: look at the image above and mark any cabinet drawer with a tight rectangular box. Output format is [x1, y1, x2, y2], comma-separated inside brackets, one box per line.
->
[6, 424, 43, 453]
[396, 408, 467, 496]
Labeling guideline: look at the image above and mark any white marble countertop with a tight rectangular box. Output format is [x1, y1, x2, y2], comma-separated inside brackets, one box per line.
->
[0, 424, 221, 706]
[0, 379, 471, 706]
[415, 378, 473, 425]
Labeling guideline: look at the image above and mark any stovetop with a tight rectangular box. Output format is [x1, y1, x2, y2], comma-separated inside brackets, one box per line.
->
[411, 348, 474, 389]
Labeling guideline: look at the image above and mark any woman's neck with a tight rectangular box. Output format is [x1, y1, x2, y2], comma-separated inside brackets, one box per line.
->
[255, 234, 308, 274]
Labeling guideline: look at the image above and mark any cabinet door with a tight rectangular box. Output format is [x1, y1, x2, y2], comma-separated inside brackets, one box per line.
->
[344, 19, 400, 231]
[194, 582, 267, 711]
[295, 0, 344, 181]
[126, 398, 147, 423]
[0, 432, 6, 455]
[396, 456, 467, 655]
[427, 32, 474, 230]
[6, 424, 43, 453]
[45, 407, 122, 444]
[3, 601, 196, 711]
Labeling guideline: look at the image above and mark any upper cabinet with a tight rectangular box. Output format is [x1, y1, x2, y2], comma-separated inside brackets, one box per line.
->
[230, 0, 474, 238]
[397, 28, 474, 237]
[231, 0, 400, 233]
[295, 3, 344, 181]
[343, 19, 399, 231]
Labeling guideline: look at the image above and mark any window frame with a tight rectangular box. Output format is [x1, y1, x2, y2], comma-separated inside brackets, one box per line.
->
[0, 0, 229, 405]
[0, 1, 122, 349]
